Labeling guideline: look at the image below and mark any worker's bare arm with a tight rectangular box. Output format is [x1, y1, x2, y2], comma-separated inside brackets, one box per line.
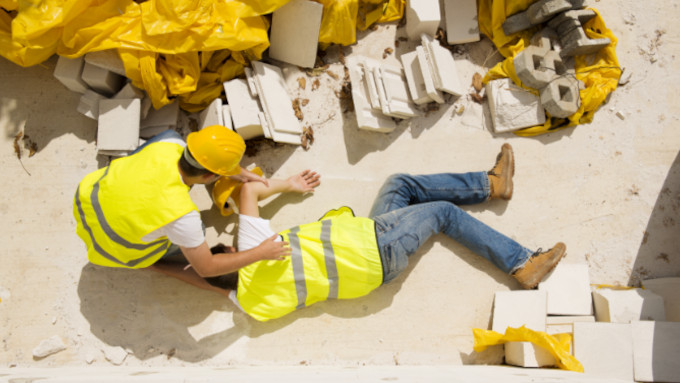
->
[180, 235, 290, 278]
[239, 170, 321, 218]
[148, 262, 231, 297]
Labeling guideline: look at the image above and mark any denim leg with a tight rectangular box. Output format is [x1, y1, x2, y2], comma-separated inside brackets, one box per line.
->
[130, 129, 182, 155]
[369, 172, 490, 218]
[374, 201, 532, 283]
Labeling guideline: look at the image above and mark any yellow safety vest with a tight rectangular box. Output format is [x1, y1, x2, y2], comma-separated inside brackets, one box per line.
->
[237, 207, 383, 321]
[73, 142, 198, 268]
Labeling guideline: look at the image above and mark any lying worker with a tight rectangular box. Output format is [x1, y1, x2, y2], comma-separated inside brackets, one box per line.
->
[223, 144, 566, 321]
[73, 126, 289, 293]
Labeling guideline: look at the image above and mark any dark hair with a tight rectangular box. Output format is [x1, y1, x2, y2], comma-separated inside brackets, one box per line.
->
[178, 148, 217, 178]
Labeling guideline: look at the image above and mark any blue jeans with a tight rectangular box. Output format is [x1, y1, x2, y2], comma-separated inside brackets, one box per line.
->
[370, 173, 533, 284]
[130, 129, 182, 155]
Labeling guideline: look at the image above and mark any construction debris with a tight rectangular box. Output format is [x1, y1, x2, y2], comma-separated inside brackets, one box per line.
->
[32, 335, 66, 358]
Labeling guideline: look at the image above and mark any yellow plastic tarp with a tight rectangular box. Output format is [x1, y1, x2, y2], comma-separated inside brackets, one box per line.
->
[473, 326, 584, 372]
[478, 0, 622, 136]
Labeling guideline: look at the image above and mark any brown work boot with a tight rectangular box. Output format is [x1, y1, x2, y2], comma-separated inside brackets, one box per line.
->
[488, 143, 514, 200]
[512, 242, 566, 289]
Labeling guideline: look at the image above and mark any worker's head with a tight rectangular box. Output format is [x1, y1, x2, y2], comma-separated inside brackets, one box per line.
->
[182, 125, 246, 180]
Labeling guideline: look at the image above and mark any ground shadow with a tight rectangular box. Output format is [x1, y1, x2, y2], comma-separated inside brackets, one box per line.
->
[628, 149, 680, 286]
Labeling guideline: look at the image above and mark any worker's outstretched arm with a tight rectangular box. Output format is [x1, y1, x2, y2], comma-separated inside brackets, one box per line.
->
[239, 170, 321, 218]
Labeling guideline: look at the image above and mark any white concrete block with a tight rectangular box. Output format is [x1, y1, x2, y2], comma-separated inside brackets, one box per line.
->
[141, 102, 179, 130]
[364, 61, 383, 111]
[224, 78, 264, 140]
[268, 0, 323, 68]
[444, 0, 480, 44]
[400, 51, 433, 105]
[492, 290, 547, 333]
[538, 263, 593, 315]
[486, 78, 546, 133]
[632, 321, 680, 382]
[257, 104, 301, 145]
[592, 288, 666, 323]
[244, 67, 258, 97]
[113, 83, 151, 119]
[377, 65, 420, 118]
[505, 341, 556, 368]
[77, 89, 107, 120]
[251, 61, 302, 134]
[642, 277, 680, 321]
[421, 34, 464, 97]
[97, 98, 141, 153]
[546, 316, 595, 337]
[573, 322, 633, 380]
[406, 0, 442, 39]
[415, 46, 445, 104]
[345, 57, 397, 133]
[221, 105, 234, 130]
[54, 56, 89, 93]
[84, 50, 127, 77]
[198, 98, 224, 130]
[258, 112, 272, 139]
[81, 62, 125, 96]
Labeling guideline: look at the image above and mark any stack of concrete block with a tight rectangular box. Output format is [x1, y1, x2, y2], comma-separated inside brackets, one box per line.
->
[268, 0, 323, 68]
[502, 0, 584, 35]
[548, 9, 612, 57]
[485, 78, 546, 133]
[224, 61, 302, 145]
[443, 0, 480, 44]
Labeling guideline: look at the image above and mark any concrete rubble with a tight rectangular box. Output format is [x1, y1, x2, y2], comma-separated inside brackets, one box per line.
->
[32, 335, 67, 359]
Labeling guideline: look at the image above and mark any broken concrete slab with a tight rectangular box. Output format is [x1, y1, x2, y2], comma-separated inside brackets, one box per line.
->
[224, 78, 264, 140]
[485, 78, 545, 134]
[492, 290, 547, 333]
[53, 56, 89, 94]
[443, 0, 480, 44]
[632, 321, 680, 383]
[84, 50, 127, 77]
[405, 0, 441, 40]
[421, 34, 464, 97]
[642, 277, 680, 322]
[505, 341, 556, 368]
[251, 61, 302, 135]
[573, 322, 634, 380]
[592, 288, 666, 323]
[97, 98, 140, 153]
[345, 56, 397, 133]
[538, 263, 593, 315]
[32, 335, 66, 358]
[80, 62, 125, 96]
[400, 51, 433, 105]
[268, 0, 323, 68]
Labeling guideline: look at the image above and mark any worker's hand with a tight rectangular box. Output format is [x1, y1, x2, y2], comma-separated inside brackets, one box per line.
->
[257, 234, 291, 261]
[239, 168, 269, 187]
[288, 170, 321, 194]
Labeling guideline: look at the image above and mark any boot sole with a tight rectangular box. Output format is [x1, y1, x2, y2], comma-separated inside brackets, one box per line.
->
[521, 243, 566, 289]
[500, 143, 514, 200]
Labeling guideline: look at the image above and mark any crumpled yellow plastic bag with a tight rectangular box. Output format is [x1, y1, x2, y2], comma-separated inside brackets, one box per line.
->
[317, 0, 404, 47]
[477, 0, 622, 136]
[473, 326, 584, 372]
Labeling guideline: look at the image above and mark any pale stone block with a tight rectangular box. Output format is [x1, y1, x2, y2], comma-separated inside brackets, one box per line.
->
[421, 34, 464, 97]
[221, 105, 234, 130]
[492, 290, 547, 333]
[360, 59, 383, 110]
[415, 46, 445, 104]
[198, 98, 224, 130]
[257, 105, 301, 145]
[54, 56, 89, 93]
[113, 83, 151, 119]
[444, 0, 480, 44]
[546, 323, 573, 335]
[632, 321, 680, 382]
[77, 89, 107, 120]
[546, 315, 594, 339]
[345, 57, 397, 133]
[268, 0, 323, 68]
[538, 263, 593, 315]
[224, 78, 264, 140]
[406, 0, 442, 39]
[400, 51, 433, 105]
[486, 78, 546, 133]
[141, 102, 179, 130]
[251, 61, 302, 135]
[505, 341, 556, 368]
[81, 62, 125, 96]
[97, 99, 141, 153]
[573, 322, 633, 380]
[642, 277, 680, 321]
[373, 65, 420, 119]
[592, 288, 666, 323]
[84, 50, 127, 77]
[32, 335, 66, 358]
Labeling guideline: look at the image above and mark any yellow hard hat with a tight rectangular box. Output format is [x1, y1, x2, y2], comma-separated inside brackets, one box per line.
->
[211, 167, 263, 216]
[186, 125, 245, 176]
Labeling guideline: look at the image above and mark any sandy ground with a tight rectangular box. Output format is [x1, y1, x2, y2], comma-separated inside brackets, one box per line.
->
[0, 0, 679, 370]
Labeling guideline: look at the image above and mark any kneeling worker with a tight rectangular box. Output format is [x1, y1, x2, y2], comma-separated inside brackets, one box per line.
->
[225, 144, 566, 321]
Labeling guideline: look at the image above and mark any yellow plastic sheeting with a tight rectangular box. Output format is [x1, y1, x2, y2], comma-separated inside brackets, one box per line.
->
[317, 0, 404, 47]
[473, 326, 584, 372]
[478, 0, 621, 136]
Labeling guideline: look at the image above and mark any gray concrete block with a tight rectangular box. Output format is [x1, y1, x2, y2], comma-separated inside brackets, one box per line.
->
[514, 47, 567, 90]
[97, 98, 141, 153]
[502, 12, 532, 36]
[77, 89, 107, 120]
[548, 9, 611, 57]
[539, 75, 580, 118]
[84, 50, 127, 77]
[632, 321, 680, 383]
[81, 62, 125, 96]
[527, 0, 573, 24]
[53, 56, 90, 94]
[141, 102, 179, 130]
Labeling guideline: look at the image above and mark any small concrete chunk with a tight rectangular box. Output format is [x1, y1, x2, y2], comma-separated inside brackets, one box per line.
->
[81, 62, 125, 96]
[444, 0, 480, 44]
[538, 263, 593, 315]
[632, 321, 680, 383]
[32, 335, 66, 358]
[592, 288, 666, 323]
[573, 322, 633, 380]
[103, 346, 128, 365]
[406, 0, 442, 39]
[505, 341, 556, 368]
[97, 98, 141, 153]
[54, 56, 89, 93]
[77, 89, 107, 120]
[224, 78, 264, 140]
[84, 50, 127, 77]
[268, 0, 323, 68]
[539, 75, 580, 118]
[400, 51, 433, 105]
[492, 290, 547, 333]
[485, 78, 545, 133]
[642, 277, 680, 321]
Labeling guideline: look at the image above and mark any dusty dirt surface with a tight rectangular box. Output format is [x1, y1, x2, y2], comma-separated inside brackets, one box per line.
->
[1, 0, 679, 370]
